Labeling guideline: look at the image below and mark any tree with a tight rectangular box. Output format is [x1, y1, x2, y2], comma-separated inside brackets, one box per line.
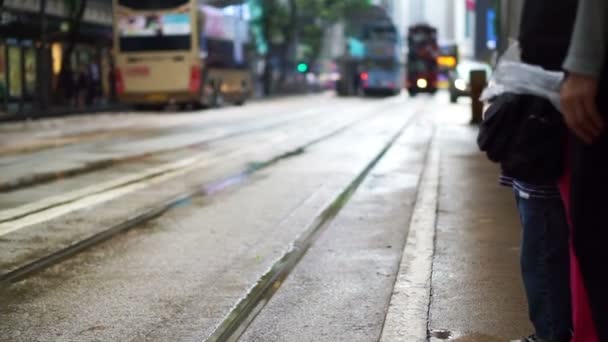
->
[249, 0, 290, 95]
[36, 0, 50, 113]
[250, 0, 370, 95]
[61, 2, 87, 72]
[294, 0, 370, 62]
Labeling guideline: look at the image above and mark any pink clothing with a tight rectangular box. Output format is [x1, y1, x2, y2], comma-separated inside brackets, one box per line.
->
[559, 163, 598, 342]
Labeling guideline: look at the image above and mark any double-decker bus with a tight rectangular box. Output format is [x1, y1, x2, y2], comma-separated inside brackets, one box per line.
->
[113, 0, 251, 109]
[406, 24, 439, 96]
[359, 22, 402, 96]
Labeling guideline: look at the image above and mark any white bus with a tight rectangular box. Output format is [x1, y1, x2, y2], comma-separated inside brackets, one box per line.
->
[113, 0, 251, 108]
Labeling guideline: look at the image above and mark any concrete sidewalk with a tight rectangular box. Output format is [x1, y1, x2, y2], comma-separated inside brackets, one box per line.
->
[383, 102, 531, 341]
[430, 118, 531, 341]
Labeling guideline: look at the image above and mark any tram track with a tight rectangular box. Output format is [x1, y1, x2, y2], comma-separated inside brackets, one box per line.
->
[0, 98, 403, 227]
[0, 98, 377, 193]
[0, 97, 424, 288]
[203, 106, 421, 342]
[0, 95, 330, 157]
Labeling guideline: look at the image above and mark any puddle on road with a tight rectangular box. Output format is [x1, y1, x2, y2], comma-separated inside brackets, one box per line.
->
[430, 329, 453, 339]
[430, 329, 503, 342]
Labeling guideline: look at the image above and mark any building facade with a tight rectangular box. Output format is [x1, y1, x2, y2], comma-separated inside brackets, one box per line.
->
[0, 0, 113, 114]
[373, 0, 521, 62]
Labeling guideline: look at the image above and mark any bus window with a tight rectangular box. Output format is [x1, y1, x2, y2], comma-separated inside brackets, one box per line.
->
[118, 0, 189, 10]
[365, 60, 397, 71]
[120, 36, 191, 52]
[118, 13, 192, 52]
[363, 26, 397, 43]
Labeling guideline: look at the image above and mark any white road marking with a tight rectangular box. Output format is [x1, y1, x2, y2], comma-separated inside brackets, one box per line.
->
[0, 155, 220, 236]
[0, 96, 409, 237]
[0, 134, 287, 237]
[0, 155, 208, 223]
[380, 138, 440, 342]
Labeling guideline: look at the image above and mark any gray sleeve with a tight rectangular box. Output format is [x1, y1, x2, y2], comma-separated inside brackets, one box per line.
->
[563, 0, 608, 76]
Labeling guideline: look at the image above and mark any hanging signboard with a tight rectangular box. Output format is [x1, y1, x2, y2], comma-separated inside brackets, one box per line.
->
[466, 0, 476, 11]
[200, 5, 249, 42]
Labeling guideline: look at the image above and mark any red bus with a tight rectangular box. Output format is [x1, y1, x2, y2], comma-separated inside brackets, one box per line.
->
[406, 24, 439, 96]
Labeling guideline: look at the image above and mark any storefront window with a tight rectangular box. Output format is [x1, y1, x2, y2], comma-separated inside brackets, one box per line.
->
[24, 48, 36, 97]
[52, 43, 63, 76]
[8, 46, 22, 98]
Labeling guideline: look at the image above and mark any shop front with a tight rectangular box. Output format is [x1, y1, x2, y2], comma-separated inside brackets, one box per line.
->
[0, 7, 112, 115]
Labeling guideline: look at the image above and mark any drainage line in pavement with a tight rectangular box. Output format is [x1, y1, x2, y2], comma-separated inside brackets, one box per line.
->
[0, 102, 407, 287]
[204, 113, 417, 342]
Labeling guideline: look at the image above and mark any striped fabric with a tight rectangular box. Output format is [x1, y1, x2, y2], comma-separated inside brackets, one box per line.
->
[500, 176, 562, 199]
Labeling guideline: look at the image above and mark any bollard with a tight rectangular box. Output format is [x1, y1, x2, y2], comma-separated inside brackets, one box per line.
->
[470, 70, 487, 124]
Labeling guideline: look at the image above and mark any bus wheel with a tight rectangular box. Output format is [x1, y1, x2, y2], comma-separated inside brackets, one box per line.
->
[234, 99, 246, 106]
[408, 90, 417, 97]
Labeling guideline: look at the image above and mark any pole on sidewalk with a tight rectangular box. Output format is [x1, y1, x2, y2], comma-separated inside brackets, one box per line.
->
[470, 70, 487, 124]
[37, 0, 49, 116]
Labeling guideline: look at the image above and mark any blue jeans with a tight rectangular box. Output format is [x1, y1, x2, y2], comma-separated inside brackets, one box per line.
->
[515, 191, 572, 342]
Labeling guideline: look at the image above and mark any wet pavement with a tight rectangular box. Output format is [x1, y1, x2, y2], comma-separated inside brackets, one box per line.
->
[0, 93, 532, 341]
[426, 107, 531, 341]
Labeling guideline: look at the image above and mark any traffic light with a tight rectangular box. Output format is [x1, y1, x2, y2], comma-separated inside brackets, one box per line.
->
[297, 63, 309, 73]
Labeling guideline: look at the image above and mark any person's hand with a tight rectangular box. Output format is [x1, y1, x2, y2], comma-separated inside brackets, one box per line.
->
[560, 73, 604, 144]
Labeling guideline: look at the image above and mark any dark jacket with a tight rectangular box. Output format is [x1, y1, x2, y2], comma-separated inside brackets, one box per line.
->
[478, 93, 566, 183]
[491, 0, 580, 182]
[519, 0, 579, 71]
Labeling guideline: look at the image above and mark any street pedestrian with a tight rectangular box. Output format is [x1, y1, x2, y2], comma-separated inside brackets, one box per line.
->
[59, 66, 75, 107]
[559, 0, 608, 341]
[503, 1, 579, 341]
[108, 60, 117, 102]
[76, 66, 89, 109]
[86, 61, 100, 106]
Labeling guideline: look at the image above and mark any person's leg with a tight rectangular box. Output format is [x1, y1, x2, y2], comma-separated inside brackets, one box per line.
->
[542, 198, 572, 341]
[516, 192, 551, 340]
[516, 192, 572, 341]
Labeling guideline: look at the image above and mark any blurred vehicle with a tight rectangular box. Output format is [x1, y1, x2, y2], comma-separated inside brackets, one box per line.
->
[331, 5, 401, 97]
[437, 43, 459, 88]
[406, 24, 439, 96]
[113, 0, 251, 109]
[448, 60, 492, 103]
[359, 23, 402, 96]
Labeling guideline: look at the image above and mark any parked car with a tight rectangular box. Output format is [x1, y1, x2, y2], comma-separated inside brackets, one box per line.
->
[448, 60, 492, 103]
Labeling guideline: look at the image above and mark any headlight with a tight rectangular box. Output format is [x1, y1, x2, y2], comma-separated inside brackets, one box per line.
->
[454, 79, 467, 91]
[416, 78, 428, 89]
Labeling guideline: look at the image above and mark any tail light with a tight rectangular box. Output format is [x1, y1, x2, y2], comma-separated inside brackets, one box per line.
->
[189, 65, 201, 94]
[360, 72, 369, 81]
[115, 68, 124, 95]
